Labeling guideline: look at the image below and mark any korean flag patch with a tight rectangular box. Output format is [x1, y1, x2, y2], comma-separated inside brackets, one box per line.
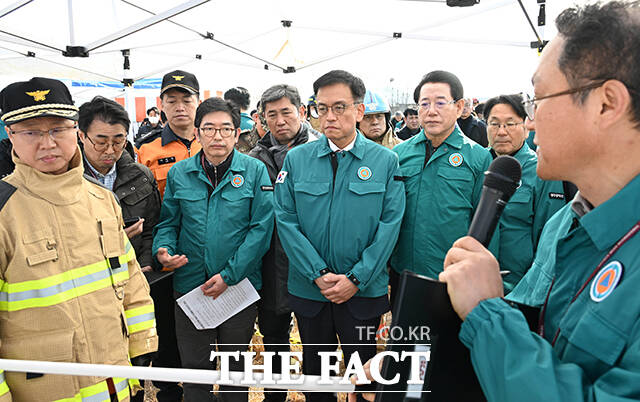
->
[276, 171, 288, 184]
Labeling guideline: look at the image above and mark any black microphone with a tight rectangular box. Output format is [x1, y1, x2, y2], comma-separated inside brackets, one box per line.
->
[468, 155, 522, 247]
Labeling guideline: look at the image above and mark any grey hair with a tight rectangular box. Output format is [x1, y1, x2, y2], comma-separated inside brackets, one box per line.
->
[260, 84, 302, 113]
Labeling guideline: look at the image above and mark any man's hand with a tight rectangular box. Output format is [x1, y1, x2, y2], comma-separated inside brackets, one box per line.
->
[348, 358, 380, 402]
[314, 273, 339, 290]
[439, 236, 504, 320]
[156, 247, 188, 270]
[124, 218, 144, 239]
[320, 273, 358, 304]
[201, 273, 228, 299]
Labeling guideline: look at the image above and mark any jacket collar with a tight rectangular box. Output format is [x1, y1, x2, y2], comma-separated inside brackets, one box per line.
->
[186, 149, 246, 174]
[413, 125, 464, 150]
[161, 124, 193, 147]
[316, 131, 365, 160]
[578, 173, 640, 251]
[12, 145, 86, 205]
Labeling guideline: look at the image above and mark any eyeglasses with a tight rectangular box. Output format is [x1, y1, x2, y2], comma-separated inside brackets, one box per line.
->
[10, 125, 77, 142]
[199, 126, 235, 138]
[521, 80, 608, 121]
[311, 102, 358, 118]
[85, 135, 126, 152]
[487, 121, 524, 131]
[418, 100, 456, 112]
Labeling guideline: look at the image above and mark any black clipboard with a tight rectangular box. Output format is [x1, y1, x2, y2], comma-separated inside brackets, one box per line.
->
[375, 270, 485, 402]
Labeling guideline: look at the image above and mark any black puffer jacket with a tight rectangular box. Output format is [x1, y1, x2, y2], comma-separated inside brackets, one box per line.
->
[83, 151, 161, 268]
[248, 122, 320, 314]
[0, 138, 14, 179]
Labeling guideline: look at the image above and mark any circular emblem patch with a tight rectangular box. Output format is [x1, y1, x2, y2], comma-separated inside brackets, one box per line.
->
[448, 153, 463, 167]
[590, 261, 623, 302]
[357, 167, 372, 181]
[231, 174, 244, 188]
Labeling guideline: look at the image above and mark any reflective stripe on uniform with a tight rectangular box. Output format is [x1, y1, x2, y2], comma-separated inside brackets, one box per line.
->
[53, 377, 130, 402]
[0, 370, 8, 396]
[0, 247, 135, 312]
[124, 304, 156, 333]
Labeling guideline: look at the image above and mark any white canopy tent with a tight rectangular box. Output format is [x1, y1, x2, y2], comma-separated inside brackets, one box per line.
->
[0, 0, 586, 123]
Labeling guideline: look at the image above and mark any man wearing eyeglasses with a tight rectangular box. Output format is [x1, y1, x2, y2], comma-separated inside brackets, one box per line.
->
[388, 70, 495, 307]
[0, 77, 157, 401]
[153, 97, 273, 402]
[274, 70, 405, 402]
[483, 94, 565, 293]
[434, 2, 640, 401]
[78, 96, 162, 276]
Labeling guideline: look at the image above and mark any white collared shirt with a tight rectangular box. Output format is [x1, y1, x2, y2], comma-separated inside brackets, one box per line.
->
[327, 133, 357, 153]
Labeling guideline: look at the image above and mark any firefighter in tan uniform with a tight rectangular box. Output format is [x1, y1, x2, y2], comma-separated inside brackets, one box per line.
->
[0, 77, 158, 402]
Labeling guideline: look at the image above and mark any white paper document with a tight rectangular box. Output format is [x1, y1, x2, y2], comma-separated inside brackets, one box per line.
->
[177, 278, 260, 329]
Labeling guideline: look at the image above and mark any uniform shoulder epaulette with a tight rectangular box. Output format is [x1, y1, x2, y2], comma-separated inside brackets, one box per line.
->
[0, 180, 17, 212]
[135, 128, 163, 148]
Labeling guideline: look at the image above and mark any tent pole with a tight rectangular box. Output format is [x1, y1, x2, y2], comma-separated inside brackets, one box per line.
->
[85, 0, 210, 52]
[67, 0, 76, 46]
[0, 0, 34, 20]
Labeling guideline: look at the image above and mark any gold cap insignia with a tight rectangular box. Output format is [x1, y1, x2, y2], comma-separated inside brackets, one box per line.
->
[172, 75, 184, 81]
[26, 90, 50, 102]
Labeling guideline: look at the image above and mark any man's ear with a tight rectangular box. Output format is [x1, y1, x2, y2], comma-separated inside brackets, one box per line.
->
[234, 128, 241, 144]
[597, 79, 634, 130]
[454, 99, 465, 119]
[356, 103, 365, 123]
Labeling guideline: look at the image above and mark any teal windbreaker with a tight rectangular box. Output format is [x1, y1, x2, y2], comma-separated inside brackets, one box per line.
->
[390, 126, 496, 279]
[460, 173, 640, 401]
[274, 133, 405, 301]
[496, 142, 566, 292]
[153, 150, 274, 293]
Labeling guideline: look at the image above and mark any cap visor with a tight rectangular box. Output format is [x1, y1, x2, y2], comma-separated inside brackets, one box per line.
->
[3, 108, 79, 124]
[160, 84, 198, 96]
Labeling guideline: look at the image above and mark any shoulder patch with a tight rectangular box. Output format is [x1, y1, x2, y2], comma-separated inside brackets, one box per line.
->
[0, 180, 17, 212]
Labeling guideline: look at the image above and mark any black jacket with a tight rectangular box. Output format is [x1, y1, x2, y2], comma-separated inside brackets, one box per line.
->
[397, 125, 421, 141]
[457, 115, 488, 147]
[83, 150, 161, 268]
[0, 139, 13, 179]
[248, 122, 320, 314]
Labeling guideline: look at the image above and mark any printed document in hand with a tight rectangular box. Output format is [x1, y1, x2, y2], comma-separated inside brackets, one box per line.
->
[177, 278, 260, 329]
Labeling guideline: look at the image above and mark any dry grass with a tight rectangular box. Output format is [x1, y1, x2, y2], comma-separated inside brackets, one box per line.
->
[143, 312, 392, 402]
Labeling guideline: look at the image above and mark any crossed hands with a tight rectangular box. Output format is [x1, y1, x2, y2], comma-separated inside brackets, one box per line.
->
[315, 272, 358, 304]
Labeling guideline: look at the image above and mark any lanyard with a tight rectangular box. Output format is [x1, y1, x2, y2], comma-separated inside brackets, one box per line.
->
[537, 220, 640, 346]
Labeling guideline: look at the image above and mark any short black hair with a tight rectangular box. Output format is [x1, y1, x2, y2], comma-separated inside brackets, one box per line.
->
[413, 70, 464, 103]
[195, 97, 240, 129]
[260, 84, 302, 112]
[474, 102, 485, 116]
[483, 94, 526, 121]
[313, 70, 366, 103]
[555, 1, 640, 127]
[223, 87, 251, 110]
[147, 106, 159, 115]
[403, 107, 418, 117]
[78, 96, 130, 133]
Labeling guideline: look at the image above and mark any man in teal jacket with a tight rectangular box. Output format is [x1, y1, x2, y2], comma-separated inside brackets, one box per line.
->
[389, 70, 494, 306]
[438, 2, 640, 400]
[153, 97, 273, 402]
[275, 70, 405, 402]
[483, 93, 566, 293]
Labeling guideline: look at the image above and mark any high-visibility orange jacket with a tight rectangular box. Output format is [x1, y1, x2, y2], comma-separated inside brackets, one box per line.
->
[0, 148, 158, 402]
[136, 125, 201, 198]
